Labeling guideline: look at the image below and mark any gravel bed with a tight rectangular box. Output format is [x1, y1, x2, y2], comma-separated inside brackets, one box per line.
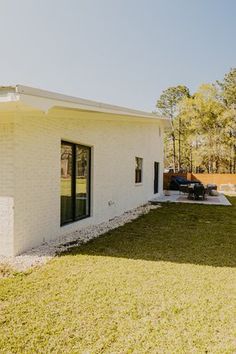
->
[0, 203, 160, 272]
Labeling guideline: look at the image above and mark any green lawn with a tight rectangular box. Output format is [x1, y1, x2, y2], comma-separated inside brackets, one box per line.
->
[0, 198, 236, 353]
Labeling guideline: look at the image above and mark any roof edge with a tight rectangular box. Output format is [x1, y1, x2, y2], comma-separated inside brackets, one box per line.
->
[0, 84, 170, 122]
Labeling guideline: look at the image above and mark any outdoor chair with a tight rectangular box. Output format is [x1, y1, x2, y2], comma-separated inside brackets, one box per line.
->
[193, 183, 206, 200]
[206, 184, 217, 195]
[187, 183, 206, 200]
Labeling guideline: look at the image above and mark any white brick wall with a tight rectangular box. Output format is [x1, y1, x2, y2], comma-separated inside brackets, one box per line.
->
[0, 197, 14, 256]
[1, 108, 164, 256]
[0, 121, 14, 195]
[0, 121, 14, 255]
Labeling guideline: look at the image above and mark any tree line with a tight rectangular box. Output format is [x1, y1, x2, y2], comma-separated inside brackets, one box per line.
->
[156, 68, 236, 174]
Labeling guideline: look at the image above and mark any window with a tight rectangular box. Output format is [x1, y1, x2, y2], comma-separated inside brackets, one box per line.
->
[61, 141, 91, 225]
[135, 157, 143, 183]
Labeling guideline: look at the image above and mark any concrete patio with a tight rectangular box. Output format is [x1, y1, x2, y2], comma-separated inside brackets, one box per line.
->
[150, 191, 231, 206]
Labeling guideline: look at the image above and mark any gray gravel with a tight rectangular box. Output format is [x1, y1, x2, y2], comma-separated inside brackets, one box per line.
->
[0, 203, 160, 272]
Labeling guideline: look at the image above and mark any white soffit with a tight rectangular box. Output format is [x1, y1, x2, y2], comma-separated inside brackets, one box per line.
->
[0, 84, 170, 125]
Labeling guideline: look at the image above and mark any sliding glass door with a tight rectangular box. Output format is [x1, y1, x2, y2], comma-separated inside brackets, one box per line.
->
[61, 141, 91, 225]
[61, 143, 73, 224]
[75, 145, 90, 219]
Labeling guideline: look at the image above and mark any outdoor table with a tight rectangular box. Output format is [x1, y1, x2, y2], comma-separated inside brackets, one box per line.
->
[179, 184, 189, 194]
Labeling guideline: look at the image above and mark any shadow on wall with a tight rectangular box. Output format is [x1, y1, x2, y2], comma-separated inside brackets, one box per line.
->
[61, 197, 236, 268]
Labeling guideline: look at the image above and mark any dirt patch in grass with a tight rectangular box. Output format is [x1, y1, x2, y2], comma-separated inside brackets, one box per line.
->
[0, 197, 235, 353]
[0, 264, 15, 279]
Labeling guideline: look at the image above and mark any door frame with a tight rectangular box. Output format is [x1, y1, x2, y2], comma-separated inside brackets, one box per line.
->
[154, 161, 159, 194]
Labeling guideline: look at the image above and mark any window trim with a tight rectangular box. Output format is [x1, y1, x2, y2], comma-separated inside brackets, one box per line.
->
[61, 140, 91, 226]
[135, 157, 143, 184]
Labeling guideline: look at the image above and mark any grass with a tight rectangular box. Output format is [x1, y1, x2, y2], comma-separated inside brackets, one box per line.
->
[0, 198, 236, 353]
[0, 264, 15, 279]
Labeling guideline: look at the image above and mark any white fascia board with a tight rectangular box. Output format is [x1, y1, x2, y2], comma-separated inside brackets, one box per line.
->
[0, 84, 170, 125]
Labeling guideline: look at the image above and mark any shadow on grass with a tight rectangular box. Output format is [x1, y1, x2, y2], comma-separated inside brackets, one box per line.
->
[62, 197, 236, 268]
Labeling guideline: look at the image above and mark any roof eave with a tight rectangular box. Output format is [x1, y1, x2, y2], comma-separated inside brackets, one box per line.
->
[0, 84, 170, 124]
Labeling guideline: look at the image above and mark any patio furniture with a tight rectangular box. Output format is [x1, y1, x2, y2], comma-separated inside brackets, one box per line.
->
[206, 184, 217, 195]
[188, 183, 207, 200]
[179, 184, 189, 194]
[210, 190, 219, 196]
[169, 176, 200, 190]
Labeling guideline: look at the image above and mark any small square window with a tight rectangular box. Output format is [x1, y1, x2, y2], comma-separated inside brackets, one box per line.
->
[135, 157, 143, 184]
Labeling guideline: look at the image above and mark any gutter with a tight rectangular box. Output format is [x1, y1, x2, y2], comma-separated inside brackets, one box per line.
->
[0, 84, 171, 124]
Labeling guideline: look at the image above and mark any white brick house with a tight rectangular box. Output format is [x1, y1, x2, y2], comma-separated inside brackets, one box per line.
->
[0, 85, 169, 256]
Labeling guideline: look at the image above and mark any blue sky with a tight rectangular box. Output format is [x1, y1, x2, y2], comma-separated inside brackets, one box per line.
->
[0, 0, 235, 111]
